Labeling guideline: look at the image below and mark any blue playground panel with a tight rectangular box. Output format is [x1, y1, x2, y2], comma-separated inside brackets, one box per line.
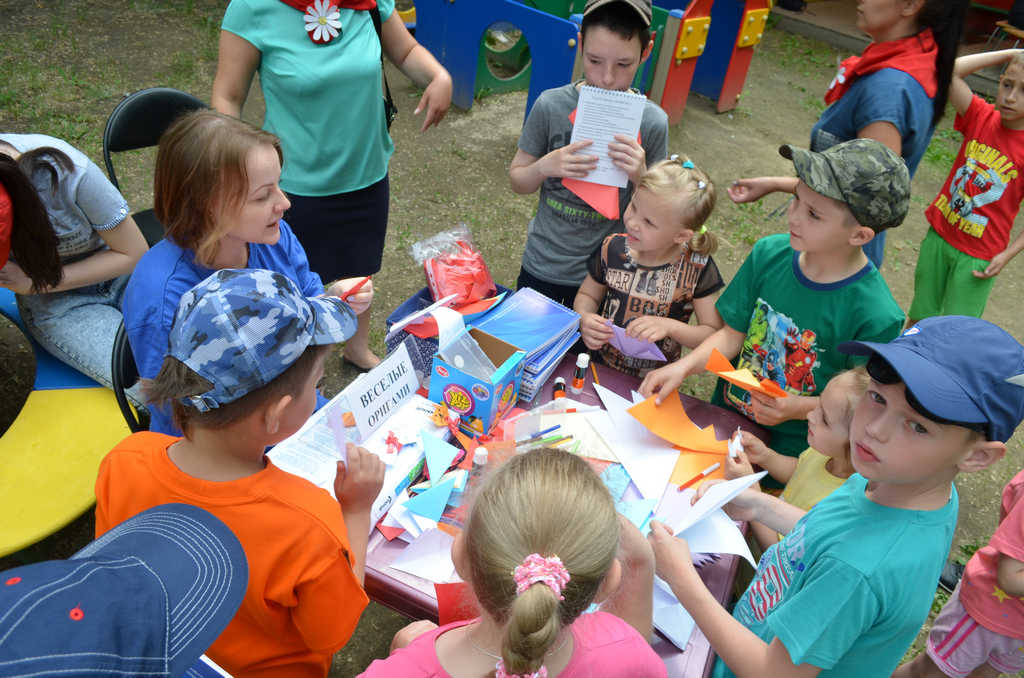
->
[416, 0, 579, 119]
[0, 288, 98, 391]
[691, 0, 743, 102]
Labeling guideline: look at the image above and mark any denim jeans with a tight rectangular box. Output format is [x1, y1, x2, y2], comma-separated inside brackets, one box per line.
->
[17, 274, 144, 407]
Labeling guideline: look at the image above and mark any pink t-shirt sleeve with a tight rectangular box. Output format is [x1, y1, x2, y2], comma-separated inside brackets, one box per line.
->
[357, 622, 462, 678]
[564, 612, 667, 678]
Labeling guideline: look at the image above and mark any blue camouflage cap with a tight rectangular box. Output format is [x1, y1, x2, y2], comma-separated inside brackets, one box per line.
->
[168, 268, 357, 411]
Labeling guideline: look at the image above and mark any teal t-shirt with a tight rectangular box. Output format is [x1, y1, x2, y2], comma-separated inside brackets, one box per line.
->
[713, 475, 958, 677]
[712, 234, 904, 457]
[222, 0, 395, 196]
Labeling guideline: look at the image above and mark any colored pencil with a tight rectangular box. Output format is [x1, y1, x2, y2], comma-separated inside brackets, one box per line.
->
[591, 362, 600, 386]
[340, 276, 371, 301]
[677, 462, 721, 492]
[515, 424, 560, 445]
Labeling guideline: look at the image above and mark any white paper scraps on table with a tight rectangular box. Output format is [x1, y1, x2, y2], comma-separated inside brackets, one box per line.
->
[663, 471, 766, 536]
[593, 383, 679, 501]
[389, 528, 458, 584]
[570, 85, 646, 188]
[385, 292, 459, 341]
[607, 323, 667, 361]
[652, 576, 696, 651]
[389, 494, 435, 538]
[682, 506, 757, 567]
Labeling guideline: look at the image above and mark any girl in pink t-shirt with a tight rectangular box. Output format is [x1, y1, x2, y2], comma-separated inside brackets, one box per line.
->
[359, 448, 665, 678]
[894, 468, 1024, 678]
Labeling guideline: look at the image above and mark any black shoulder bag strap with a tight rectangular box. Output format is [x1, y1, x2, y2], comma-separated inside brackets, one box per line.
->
[370, 6, 398, 130]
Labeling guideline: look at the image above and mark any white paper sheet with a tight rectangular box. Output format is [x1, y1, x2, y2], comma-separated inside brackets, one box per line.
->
[570, 85, 647, 188]
[682, 507, 757, 567]
[652, 576, 696, 651]
[592, 384, 679, 501]
[661, 472, 767, 536]
[389, 528, 457, 583]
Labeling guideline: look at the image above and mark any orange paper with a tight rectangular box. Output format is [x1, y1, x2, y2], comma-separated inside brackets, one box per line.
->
[669, 450, 726, 485]
[562, 177, 620, 220]
[627, 394, 728, 455]
[705, 348, 788, 398]
[341, 411, 356, 428]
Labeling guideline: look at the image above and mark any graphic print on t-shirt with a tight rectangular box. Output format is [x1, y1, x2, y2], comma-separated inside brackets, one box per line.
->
[738, 522, 806, 624]
[723, 298, 820, 417]
[932, 140, 1017, 239]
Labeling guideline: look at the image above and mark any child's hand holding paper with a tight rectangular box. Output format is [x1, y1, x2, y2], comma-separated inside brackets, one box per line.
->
[538, 139, 598, 179]
[626, 315, 676, 343]
[580, 312, 614, 350]
[607, 133, 647, 185]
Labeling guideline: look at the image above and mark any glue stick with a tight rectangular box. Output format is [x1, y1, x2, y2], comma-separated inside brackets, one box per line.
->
[570, 354, 590, 394]
[553, 377, 567, 399]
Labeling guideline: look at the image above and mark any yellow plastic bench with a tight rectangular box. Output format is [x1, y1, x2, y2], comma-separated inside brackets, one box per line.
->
[0, 289, 129, 557]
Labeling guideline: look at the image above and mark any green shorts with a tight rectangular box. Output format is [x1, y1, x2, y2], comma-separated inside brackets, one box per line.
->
[908, 228, 996, 321]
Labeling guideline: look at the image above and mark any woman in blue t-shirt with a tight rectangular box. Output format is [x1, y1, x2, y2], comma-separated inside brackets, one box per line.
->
[730, 0, 969, 268]
[0, 136, 148, 396]
[211, 0, 451, 371]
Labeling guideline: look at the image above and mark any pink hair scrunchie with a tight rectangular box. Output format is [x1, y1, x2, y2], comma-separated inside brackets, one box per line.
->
[495, 660, 548, 678]
[512, 553, 570, 600]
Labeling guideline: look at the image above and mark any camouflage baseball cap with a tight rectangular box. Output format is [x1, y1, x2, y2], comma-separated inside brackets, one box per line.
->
[584, 0, 652, 27]
[167, 268, 356, 412]
[779, 138, 910, 232]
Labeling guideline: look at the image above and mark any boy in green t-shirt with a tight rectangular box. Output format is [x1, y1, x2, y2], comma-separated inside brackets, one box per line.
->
[639, 139, 906, 461]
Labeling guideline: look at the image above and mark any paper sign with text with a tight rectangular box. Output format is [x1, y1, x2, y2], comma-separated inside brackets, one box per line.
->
[350, 342, 420, 441]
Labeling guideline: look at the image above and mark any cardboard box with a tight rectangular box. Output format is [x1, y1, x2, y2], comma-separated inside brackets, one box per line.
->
[428, 328, 526, 436]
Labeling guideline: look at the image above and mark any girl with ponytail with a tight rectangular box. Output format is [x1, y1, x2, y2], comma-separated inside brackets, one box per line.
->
[360, 448, 665, 678]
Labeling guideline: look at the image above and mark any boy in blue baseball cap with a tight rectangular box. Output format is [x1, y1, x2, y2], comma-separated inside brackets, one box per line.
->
[94, 268, 385, 678]
[649, 315, 1024, 677]
[0, 503, 247, 678]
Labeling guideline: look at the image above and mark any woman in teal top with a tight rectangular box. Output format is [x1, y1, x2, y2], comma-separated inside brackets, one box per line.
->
[212, 0, 451, 369]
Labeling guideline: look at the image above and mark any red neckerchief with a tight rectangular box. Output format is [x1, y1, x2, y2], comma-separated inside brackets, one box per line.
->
[277, 0, 376, 45]
[824, 28, 938, 105]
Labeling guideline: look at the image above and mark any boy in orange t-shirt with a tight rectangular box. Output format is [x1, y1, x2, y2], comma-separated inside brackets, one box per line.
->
[95, 268, 385, 678]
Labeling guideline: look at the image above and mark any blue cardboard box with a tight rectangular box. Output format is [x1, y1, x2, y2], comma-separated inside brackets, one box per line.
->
[428, 328, 526, 436]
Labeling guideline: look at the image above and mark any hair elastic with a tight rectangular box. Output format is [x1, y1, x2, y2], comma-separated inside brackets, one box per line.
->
[697, 180, 707, 190]
[682, 160, 695, 169]
[669, 153, 679, 162]
[697, 224, 708, 234]
[513, 553, 570, 600]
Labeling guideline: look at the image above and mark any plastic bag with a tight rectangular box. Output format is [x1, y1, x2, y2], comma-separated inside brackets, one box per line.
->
[410, 224, 497, 305]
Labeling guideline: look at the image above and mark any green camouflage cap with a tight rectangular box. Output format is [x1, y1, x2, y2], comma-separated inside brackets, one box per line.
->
[779, 138, 910, 232]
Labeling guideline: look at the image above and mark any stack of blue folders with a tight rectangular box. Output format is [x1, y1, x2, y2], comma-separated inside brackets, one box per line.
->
[471, 287, 580, 402]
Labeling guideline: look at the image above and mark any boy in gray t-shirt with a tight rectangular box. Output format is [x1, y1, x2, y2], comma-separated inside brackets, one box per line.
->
[508, 0, 668, 307]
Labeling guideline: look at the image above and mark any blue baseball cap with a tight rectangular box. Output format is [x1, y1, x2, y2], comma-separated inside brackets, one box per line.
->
[839, 316, 1024, 442]
[168, 268, 357, 412]
[0, 504, 248, 677]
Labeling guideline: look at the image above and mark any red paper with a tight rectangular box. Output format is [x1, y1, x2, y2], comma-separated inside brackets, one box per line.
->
[435, 582, 479, 625]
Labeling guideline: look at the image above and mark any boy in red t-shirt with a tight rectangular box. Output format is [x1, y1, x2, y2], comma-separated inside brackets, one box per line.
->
[909, 49, 1024, 324]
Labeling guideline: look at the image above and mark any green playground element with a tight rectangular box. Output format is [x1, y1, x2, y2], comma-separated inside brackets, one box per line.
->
[633, 4, 669, 93]
[475, 0, 587, 97]
[474, 0, 667, 99]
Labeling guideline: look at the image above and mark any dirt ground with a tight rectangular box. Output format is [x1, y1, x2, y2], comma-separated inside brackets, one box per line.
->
[2, 1, 1023, 674]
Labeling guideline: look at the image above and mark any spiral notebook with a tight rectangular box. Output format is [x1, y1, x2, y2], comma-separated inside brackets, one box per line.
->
[569, 85, 647, 188]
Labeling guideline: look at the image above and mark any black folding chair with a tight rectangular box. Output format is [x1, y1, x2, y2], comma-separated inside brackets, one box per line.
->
[102, 87, 206, 246]
[111, 320, 148, 433]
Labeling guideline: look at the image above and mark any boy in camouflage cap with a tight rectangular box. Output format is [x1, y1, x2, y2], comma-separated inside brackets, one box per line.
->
[641, 137, 905, 470]
[94, 268, 385, 678]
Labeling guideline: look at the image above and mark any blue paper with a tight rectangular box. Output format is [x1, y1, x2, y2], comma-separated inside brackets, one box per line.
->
[600, 464, 631, 501]
[421, 430, 459, 487]
[616, 497, 658, 532]
[404, 476, 457, 523]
